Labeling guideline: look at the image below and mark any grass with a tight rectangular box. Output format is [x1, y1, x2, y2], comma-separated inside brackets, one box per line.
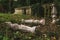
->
[0, 13, 33, 23]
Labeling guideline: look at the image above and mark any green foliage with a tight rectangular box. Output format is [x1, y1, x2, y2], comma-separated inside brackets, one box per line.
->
[0, 14, 32, 23]
[0, 23, 42, 40]
[0, 13, 60, 40]
[3, 36, 9, 40]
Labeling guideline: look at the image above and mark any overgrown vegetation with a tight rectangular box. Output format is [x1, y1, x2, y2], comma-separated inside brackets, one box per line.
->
[0, 14, 60, 40]
[0, 14, 33, 23]
[0, 14, 48, 40]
